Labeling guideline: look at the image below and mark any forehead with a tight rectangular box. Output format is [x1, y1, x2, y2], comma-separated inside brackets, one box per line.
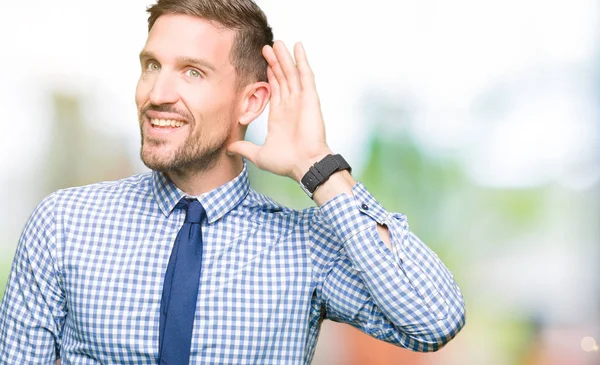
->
[144, 13, 235, 68]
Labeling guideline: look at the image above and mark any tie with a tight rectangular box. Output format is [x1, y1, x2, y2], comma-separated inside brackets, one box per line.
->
[159, 198, 206, 364]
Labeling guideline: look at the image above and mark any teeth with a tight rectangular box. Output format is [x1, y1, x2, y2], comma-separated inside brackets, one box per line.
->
[150, 118, 186, 128]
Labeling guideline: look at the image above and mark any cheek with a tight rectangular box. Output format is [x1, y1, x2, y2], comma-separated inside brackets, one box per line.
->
[188, 86, 235, 117]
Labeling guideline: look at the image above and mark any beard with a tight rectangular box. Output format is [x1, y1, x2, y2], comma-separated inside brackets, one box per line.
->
[139, 104, 232, 174]
[140, 131, 228, 174]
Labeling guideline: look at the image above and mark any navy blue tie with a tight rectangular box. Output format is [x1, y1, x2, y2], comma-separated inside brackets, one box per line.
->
[159, 198, 206, 364]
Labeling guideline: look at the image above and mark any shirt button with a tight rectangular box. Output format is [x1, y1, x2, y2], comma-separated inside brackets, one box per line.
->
[361, 203, 369, 210]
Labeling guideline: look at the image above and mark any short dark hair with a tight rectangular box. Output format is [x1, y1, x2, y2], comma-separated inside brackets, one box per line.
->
[147, 0, 274, 86]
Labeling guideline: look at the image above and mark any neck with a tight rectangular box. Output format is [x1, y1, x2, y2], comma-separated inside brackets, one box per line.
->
[165, 152, 244, 196]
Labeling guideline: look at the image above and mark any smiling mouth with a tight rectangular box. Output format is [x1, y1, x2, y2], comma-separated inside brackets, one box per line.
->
[149, 118, 187, 128]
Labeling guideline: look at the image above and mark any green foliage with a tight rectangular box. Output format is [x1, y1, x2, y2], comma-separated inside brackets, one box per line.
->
[359, 132, 467, 256]
[0, 258, 11, 300]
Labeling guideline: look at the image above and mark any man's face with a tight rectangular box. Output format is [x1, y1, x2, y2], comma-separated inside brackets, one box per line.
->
[136, 14, 240, 173]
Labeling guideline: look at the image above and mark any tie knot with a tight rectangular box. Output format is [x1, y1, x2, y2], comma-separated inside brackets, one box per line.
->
[177, 198, 206, 224]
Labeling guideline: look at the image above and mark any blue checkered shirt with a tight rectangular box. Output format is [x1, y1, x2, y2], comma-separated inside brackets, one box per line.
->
[0, 164, 465, 364]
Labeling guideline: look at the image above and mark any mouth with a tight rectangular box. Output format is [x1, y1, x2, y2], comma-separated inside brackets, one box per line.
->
[149, 118, 187, 129]
[143, 115, 190, 139]
[143, 109, 191, 132]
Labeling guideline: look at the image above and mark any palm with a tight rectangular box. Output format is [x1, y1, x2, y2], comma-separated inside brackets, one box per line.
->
[228, 41, 331, 182]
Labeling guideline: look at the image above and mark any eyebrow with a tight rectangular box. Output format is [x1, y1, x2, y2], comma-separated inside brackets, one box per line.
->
[139, 50, 216, 72]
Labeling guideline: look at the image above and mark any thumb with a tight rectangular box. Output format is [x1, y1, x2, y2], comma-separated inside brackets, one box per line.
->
[227, 140, 261, 165]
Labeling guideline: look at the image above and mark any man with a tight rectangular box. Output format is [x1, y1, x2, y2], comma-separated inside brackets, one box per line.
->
[0, 0, 466, 363]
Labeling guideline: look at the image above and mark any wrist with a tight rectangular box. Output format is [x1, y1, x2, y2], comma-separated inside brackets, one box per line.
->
[292, 149, 333, 183]
[312, 170, 356, 206]
[297, 153, 353, 201]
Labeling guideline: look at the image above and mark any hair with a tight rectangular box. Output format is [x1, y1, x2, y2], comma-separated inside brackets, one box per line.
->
[147, 0, 274, 87]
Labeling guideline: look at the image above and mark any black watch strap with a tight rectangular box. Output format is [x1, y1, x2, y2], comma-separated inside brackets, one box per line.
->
[300, 154, 352, 198]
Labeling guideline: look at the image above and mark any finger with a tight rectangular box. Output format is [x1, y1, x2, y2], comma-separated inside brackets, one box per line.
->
[273, 40, 301, 93]
[294, 42, 316, 91]
[273, 41, 301, 92]
[227, 140, 261, 165]
[266, 66, 280, 105]
[263, 44, 289, 99]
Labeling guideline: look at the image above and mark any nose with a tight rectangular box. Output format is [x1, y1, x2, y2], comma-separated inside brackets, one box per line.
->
[148, 70, 178, 106]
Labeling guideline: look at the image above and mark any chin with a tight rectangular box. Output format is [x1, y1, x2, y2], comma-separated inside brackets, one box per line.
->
[141, 155, 172, 172]
[140, 132, 229, 173]
[140, 145, 177, 172]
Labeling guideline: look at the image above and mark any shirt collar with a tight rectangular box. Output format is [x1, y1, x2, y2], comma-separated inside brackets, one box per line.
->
[151, 163, 250, 224]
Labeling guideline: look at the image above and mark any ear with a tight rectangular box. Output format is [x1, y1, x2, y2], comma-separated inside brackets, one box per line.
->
[238, 81, 270, 126]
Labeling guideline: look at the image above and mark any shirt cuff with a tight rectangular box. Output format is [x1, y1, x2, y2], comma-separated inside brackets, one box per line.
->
[318, 182, 392, 243]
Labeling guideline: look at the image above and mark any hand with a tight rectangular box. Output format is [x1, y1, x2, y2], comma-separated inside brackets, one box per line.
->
[227, 41, 332, 182]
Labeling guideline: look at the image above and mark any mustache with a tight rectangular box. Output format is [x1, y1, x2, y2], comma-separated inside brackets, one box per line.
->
[141, 103, 193, 122]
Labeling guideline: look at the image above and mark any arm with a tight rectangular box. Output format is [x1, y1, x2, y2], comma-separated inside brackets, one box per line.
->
[227, 41, 465, 349]
[313, 180, 465, 351]
[0, 194, 66, 363]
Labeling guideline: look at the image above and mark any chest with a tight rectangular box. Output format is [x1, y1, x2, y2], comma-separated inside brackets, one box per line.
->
[58, 215, 314, 361]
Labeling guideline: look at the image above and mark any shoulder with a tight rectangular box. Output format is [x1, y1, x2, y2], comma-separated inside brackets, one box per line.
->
[30, 173, 156, 224]
[238, 188, 295, 222]
[238, 188, 336, 244]
[240, 188, 321, 224]
[51, 172, 153, 208]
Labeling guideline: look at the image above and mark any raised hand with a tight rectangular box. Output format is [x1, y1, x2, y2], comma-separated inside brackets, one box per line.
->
[228, 41, 332, 182]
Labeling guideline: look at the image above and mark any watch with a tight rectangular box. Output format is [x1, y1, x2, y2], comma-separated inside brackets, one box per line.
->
[300, 154, 352, 198]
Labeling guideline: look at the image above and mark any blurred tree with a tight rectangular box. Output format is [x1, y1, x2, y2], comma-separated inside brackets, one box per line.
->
[0, 90, 135, 298]
[44, 91, 134, 192]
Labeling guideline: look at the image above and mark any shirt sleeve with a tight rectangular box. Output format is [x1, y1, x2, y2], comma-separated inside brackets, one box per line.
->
[312, 182, 466, 352]
[0, 193, 66, 363]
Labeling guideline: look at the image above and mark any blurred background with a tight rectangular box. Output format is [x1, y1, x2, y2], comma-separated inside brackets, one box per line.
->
[1, 0, 599, 364]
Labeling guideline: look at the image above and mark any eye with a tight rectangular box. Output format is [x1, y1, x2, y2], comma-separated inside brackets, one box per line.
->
[185, 68, 202, 79]
[146, 61, 160, 72]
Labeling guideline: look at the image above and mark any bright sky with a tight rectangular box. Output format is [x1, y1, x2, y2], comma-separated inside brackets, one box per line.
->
[0, 0, 598, 188]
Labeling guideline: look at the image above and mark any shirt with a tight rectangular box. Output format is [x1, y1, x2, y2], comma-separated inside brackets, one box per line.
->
[0, 163, 466, 364]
